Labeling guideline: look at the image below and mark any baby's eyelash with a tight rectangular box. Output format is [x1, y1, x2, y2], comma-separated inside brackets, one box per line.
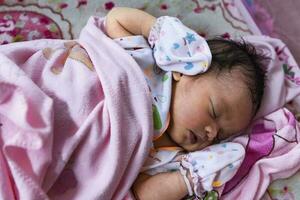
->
[210, 102, 217, 119]
[209, 98, 216, 118]
[212, 108, 217, 119]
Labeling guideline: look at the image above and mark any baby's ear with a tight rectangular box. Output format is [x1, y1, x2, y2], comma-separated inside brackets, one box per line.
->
[172, 72, 182, 81]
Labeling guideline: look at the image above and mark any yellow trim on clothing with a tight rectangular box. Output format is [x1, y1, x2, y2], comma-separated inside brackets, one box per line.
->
[156, 146, 183, 151]
[213, 180, 222, 187]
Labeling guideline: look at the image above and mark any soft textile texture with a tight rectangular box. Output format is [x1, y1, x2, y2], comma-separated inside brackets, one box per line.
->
[222, 108, 300, 200]
[0, 16, 153, 200]
[148, 16, 212, 75]
[180, 142, 245, 198]
[242, 0, 300, 65]
[245, 36, 300, 120]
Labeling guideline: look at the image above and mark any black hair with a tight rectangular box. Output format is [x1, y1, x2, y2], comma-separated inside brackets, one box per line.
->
[206, 38, 267, 116]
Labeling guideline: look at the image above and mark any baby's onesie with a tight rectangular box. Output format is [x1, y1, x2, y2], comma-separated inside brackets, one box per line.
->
[112, 16, 244, 193]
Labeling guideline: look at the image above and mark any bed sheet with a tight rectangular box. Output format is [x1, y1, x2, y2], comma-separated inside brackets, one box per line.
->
[0, 1, 299, 199]
[0, 0, 253, 43]
[242, 0, 300, 66]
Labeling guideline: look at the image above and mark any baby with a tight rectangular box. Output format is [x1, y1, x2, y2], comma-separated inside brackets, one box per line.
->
[105, 7, 266, 200]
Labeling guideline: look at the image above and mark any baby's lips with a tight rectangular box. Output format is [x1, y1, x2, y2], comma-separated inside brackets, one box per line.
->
[188, 130, 197, 144]
[191, 129, 207, 143]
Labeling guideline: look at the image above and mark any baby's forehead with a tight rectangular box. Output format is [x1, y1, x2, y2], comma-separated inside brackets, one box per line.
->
[205, 69, 250, 92]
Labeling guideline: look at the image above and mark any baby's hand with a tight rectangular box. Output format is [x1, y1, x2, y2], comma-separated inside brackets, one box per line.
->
[179, 142, 245, 198]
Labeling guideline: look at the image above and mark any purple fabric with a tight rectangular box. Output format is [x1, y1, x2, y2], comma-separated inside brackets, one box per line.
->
[223, 122, 276, 194]
[242, 0, 300, 65]
[221, 108, 300, 200]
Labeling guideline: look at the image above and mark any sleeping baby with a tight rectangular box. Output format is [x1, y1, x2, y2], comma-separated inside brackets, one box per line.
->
[105, 7, 267, 200]
[0, 6, 267, 200]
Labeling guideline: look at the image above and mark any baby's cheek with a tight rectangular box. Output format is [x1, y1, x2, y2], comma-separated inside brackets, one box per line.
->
[176, 102, 205, 128]
[181, 110, 202, 128]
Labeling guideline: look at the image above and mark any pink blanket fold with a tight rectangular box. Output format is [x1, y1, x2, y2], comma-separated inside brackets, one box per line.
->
[0, 16, 153, 200]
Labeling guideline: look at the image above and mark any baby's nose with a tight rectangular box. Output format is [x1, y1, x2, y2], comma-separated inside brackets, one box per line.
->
[205, 123, 219, 141]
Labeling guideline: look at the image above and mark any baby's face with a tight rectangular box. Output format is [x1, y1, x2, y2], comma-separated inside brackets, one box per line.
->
[167, 71, 253, 152]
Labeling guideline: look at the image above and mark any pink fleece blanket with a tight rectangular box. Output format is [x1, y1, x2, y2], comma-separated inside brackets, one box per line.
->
[0, 16, 153, 200]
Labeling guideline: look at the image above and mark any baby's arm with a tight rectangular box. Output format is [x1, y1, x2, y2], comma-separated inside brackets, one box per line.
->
[105, 7, 156, 38]
[133, 171, 188, 200]
[134, 142, 245, 199]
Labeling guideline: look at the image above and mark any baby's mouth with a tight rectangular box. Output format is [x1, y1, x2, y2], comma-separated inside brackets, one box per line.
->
[188, 130, 198, 144]
[188, 130, 203, 144]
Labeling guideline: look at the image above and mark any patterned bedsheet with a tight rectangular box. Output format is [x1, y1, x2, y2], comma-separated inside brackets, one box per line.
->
[242, 0, 300, 66]
[0, 0, 299, 199]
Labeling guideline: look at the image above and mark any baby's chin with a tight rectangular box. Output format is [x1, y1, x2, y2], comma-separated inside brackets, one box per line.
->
[181, 142, 210, 152]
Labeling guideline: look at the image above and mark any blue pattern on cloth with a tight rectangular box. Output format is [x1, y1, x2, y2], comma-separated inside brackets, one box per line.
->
[148, 16, 212, 75]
